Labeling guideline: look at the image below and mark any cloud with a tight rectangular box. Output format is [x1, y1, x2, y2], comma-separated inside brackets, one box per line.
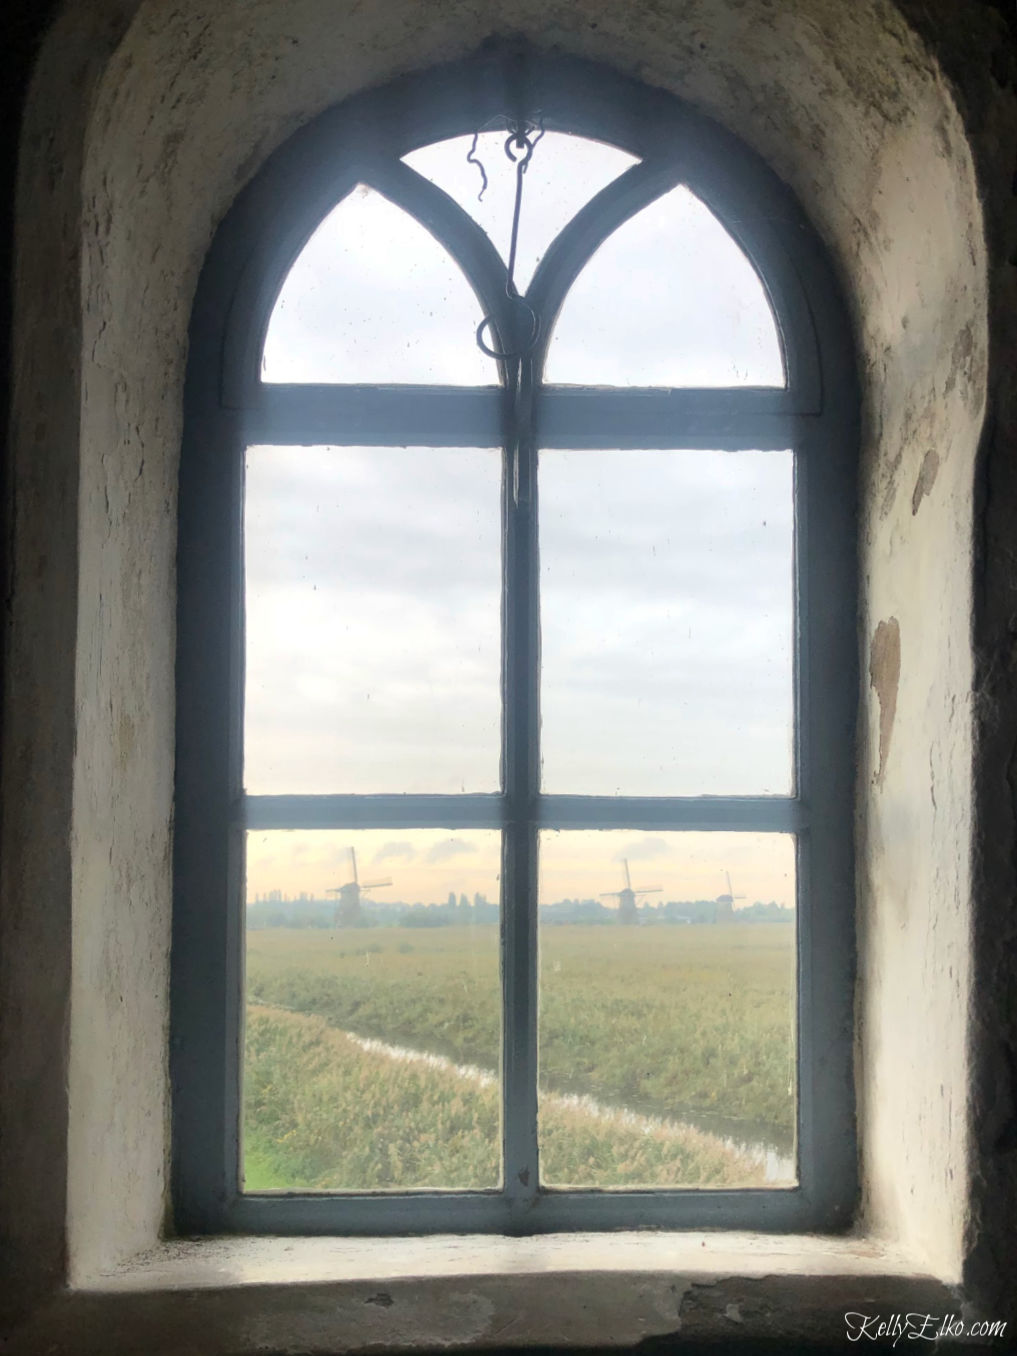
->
[613, 836, 669, 862]
[426, 837, 479, 864]
[373, 840, 416, 864]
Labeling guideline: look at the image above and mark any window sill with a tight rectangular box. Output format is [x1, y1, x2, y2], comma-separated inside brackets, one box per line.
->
[14, 1233, 957, 1354]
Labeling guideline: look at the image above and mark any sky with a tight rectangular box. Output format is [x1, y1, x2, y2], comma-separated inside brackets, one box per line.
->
[245, 131, 794, 905]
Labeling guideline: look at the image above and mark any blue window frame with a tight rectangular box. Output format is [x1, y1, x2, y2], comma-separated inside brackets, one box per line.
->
[172, 45, 858, 1235]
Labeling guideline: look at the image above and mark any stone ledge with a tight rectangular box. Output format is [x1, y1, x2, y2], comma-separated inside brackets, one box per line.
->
[5, 1233, 959, 1354]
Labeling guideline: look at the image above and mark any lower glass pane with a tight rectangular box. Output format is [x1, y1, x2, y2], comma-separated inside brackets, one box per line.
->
[538, 830, 797, 1188]
[243, 828, 501, 1191]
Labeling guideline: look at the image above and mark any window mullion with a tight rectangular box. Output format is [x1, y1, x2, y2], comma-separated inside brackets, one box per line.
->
[501, 360, 540, 1215]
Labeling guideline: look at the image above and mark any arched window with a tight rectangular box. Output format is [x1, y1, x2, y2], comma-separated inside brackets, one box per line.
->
[173, 47, 857, 1235]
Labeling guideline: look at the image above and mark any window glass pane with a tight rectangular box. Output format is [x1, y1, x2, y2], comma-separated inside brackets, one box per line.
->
[538, 830, 796, 1188]
[243, 829, 502, 1192]
[244, 445, 501, 794]
[539, 448, 794, 796]
[545, 186, 784, 386]
[262, 185, 493, 384]
[403, 132, 638, 294]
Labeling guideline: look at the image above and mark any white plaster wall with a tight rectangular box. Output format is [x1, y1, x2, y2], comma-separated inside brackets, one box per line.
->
[11, 0, 981, 1283]
[1, 0, 141, 1304]
[855, 108, 985, 1279]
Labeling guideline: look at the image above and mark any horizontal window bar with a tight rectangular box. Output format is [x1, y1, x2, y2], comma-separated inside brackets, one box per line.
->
[241, 793, 506, 830]
[537, 795, 805, 832]
[538, 389, 813, 449]
[226, 1185, 813, 1235]
[241, 384, 503, 447]
[241, 793, 804, 832]
[237, 384, 818, 450]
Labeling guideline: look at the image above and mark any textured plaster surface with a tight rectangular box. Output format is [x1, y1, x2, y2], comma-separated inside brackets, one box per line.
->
[895, 0, 1017, 1320]
[0, 0, 138, 1312]
[849, 65, 986, 1281]
[2, 0, 1012, 1347]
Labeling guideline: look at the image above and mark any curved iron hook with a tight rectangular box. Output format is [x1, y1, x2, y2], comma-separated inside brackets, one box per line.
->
[475, 301, 541, 360]
[473, 115, 546, 360]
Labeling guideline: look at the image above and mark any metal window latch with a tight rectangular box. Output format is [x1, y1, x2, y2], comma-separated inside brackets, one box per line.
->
[472, 120, 544, 363]
[468, 120, 543, 508]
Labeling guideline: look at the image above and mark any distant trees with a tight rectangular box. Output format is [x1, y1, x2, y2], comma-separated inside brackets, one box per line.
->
[247, 899, 333, 929]
[398, 894, 499, 927]
[246, 893, 793, 929]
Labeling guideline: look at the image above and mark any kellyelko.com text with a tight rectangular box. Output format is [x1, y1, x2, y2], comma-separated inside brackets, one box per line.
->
[845, 1312, 1007, 1345]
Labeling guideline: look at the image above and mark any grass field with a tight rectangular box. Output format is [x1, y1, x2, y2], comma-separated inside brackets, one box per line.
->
[244, 921, 795, 1190]
[244, 1005, 765, 1190]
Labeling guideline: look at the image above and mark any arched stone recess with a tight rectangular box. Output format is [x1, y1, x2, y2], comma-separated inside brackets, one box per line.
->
[4, 0, 986, 1299]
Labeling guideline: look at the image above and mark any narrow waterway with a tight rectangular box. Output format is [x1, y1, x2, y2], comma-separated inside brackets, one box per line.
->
[344, 1030, 796, 1185]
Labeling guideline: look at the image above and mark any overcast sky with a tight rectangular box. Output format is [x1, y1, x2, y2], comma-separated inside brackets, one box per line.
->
[246, 132, 793, 905]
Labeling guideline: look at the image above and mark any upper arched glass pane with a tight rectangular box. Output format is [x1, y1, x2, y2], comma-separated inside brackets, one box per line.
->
[403, 132, 638, 295]
[545, 185, 784, 387]
[262, 185, 493, 384]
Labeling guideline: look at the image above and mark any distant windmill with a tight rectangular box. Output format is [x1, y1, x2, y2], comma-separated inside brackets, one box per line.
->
[715, 870, 745, 921]
[601, 858, 661, 925]
[326, 847, 392, 927]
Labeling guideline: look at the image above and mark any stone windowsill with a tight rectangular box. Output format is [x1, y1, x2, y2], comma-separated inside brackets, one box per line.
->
[10, 1232, 959, 1353]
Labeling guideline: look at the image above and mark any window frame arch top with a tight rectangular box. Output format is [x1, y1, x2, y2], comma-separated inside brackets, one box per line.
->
[173, 46, 858, 1237]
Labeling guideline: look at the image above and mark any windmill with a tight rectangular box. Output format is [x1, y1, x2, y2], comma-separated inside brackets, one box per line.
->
[326, 847, 392, 927]
[601, 858, 661, 925]
[715, 870, 745, 921]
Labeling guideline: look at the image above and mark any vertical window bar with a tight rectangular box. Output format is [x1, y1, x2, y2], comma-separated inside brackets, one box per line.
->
[501, 360, 540, 1218]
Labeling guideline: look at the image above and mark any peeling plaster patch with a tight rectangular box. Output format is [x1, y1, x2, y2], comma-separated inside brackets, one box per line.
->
[911, 447, 941, 514]
[870, 617, 901, 786]
[877, 436, 904, 521]
[648, 1273, 960, 1350]
[944, 320, 975, 399]
[657, 1280, 692, 1325]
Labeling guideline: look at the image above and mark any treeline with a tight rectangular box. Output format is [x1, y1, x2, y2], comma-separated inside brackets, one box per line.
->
[541, 898, 792, 924]
[247, 896, 792, 929]
[246, 893, 499, 930]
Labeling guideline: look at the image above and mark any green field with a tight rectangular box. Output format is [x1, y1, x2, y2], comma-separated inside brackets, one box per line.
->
[244, 1005, 764, 1190]
[244, 922, 794, 1191]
